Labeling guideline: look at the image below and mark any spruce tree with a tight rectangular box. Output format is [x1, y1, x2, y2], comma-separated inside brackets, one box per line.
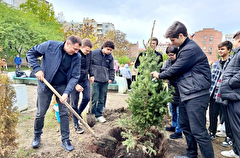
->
[119, 21, 173, 156]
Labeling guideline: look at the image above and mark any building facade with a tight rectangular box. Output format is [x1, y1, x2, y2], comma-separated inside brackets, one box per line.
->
[193, 28, 222, 62]
[129, 42, 139, 60]
[78, 17, 115, 36]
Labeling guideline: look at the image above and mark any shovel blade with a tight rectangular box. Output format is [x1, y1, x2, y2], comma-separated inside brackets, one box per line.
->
[87, 113, 96, 127]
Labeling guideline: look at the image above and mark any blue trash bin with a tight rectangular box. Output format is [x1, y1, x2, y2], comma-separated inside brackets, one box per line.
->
[53, 104, 60, 122]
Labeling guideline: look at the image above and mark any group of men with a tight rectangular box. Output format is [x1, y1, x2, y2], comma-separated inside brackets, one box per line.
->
[151, 21, 240, 158]
[26, 20, 240, 158]
[26, 36, 115, 151]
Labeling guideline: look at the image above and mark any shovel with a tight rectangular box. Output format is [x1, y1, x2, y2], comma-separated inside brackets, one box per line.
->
[87, 86, 96, 127]
[42, 78, 98, 139]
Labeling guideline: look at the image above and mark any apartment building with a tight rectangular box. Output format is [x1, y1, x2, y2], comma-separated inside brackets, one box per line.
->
[129, 42, 139, 60]
[78, 17, 115, 36]
[193, 28, 222, 62]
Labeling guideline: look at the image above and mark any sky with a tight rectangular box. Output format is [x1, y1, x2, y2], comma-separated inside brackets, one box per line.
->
[47, 0, 240, 48]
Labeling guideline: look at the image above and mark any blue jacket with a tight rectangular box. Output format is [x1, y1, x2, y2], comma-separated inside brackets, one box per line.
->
[220, 47, 240, 100]
[159, 38, 211, 101]
[121, 64, 132, 79]
[14, 56, 22, 65]
[92, 48, 115, 83]
[27, 40, 81, 95]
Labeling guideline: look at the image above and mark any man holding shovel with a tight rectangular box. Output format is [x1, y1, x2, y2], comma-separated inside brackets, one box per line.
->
[27, 35, 82, 152]
[70, 38, 94, 134]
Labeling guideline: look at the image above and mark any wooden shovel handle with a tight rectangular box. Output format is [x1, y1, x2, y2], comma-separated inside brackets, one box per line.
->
[42, 78, 98, 138]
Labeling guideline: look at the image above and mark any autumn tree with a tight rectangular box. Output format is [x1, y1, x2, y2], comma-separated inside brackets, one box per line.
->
[62, 22, 99, 49]
[99, 30, 132, 58]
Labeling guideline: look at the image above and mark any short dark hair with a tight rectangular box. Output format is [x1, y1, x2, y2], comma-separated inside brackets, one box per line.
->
[165, 21, 188, 38]
[67, 35, 82, 46]
[103, 40, 114, 49]
[218, 41, 232, 50]
[82, 38, 93, 48]
[166, 45, 178, 54]
[233, 31, 240, 40]
[148, 37, 159, 45]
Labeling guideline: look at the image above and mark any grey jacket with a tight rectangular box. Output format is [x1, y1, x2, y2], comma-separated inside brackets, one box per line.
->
[220, 47, 240, 100]
[92, 48, 115, 83]
[159, 38, 211, 101]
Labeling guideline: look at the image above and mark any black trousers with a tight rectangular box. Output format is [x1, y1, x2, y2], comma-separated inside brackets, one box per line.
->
[227, 101, 240, 156]
[208, 97, 232, 138]
[179, 94, 214, 158]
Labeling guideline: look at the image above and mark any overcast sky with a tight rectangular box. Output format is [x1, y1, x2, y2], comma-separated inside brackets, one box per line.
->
[47, 0, 240, 48]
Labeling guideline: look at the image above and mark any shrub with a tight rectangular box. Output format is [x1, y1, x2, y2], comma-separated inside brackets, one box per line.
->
[0, 74, 19, 157]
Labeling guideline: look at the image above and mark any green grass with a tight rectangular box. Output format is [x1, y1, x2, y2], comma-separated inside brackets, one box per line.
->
[18, 114, 32, 123]
[44, 110, 59, 128]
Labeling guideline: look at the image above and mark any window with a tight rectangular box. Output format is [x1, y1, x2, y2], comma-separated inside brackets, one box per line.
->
[203, 47, 206, 50]
[105, 25, 108, 28]
[210, 41, 212, 44]
[203, 41, 206, 45]
[204, 36, 207, 39]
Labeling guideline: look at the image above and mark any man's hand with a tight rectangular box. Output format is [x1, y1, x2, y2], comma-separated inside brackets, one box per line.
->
[89, 76, 94, 85]
[60, 93, 68, 103]
[35, 70, 44, 81]
[151, 71, 160, 79]
[75, 84, 84, 92]
[108, 80, 112, 84]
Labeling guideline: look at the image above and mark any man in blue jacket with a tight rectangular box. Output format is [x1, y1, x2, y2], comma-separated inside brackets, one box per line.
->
[27, 35, 81, 152]
[220, 31, 240, 158]
[151, 21, 214, 158]
[14, 54, 22, 71]
[70, 38, 94, 134]
[91, 40, 115, 123]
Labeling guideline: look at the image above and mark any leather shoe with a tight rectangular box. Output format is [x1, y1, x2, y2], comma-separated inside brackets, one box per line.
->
[170, 132, 183, 139]
[165, 126, 175, 132]
[61, 139, 74, 151]
[32, 136, 41, 148]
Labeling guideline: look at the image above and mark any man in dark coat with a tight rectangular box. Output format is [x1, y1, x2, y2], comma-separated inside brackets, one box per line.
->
[151, 21, 214, 158]
[135, 37, 163, 69]
[27, 35, 81, 152]
[220, 31, 240, 158]
[70, 38, 94, 134]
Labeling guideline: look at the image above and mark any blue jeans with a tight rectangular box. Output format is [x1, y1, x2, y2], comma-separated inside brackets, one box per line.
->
[169, 102, 182, 133]
[70, 80, 90, 126]
[34, 84, 70, 141]
[91, 82, 108, 117]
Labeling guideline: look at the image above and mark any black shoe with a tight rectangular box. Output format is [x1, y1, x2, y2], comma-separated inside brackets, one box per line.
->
[32, 136, 41, 148]
[170, 132, 183, 139]
[75, 125, 84, 134]
[209, 132, 215, 140]
[165, 126, 175, 132]
[61, 139, 74, 151]
[222, 137, 233, 147]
